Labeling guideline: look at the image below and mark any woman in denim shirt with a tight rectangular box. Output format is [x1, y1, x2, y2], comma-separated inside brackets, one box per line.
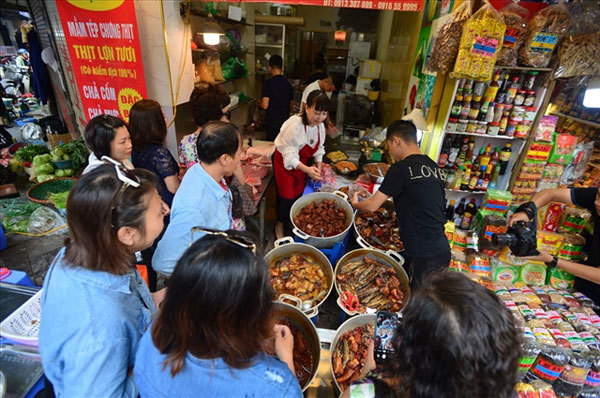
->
[39, 163, 170, 397]
[135, 230, 303, 397]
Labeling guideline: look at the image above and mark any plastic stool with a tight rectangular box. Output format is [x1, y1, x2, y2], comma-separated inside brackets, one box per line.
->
[0, 268, 36, 287]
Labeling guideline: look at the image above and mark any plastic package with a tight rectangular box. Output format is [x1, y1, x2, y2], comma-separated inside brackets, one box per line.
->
[553, 351, 593, 397]
[497, 2, 529, 66]
[478, 213, 507, 251]
[534, 116, 558, 143]
[452, 2, 506, 81]
[518, 341, 542, 381]
[548, 268, 575, 290]
[468, 252, 491, 278]
[558, 207, 591, 234]
[429, 2, 472, 74]
[450, 250, 469, 272]
[536, 231, 564, 256]
[519, 263, 547, 287]
[481, 189, 512, 215]
[560, 141, 595, 186]
[557, 234, 585, 261]
[548, 133, 577, 165]
[27, 206, 65, 235]
[578, 352, 600, 397]
[492, 259, 519, 283]
[0, 199, 41, 233]
[525, 347, 570, 384]
[519, 3, 571, 68]
[554, 2, 600, 78]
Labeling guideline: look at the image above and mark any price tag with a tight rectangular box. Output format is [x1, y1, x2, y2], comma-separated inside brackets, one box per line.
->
[472, 37, 499, 57]
[503, 28, 519, 48]
[530, 32, 558, 53]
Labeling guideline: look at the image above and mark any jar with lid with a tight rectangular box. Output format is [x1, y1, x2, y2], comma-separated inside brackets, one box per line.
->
[466, 120, 478, 133]
[524, 71, 538, 91]
[524, 107, 537, 122]
[506, 121, 517, 137]
[514, 90, 526, 106]
[457, 119, 468, 132]
[502, 104, 513, 117]
[463, 90, 473, 103]
[469, 101, 481, 120]
[515, 121, 531, 138]
[447, 118, 458, 132]
[487, 122, 500, 136]
[475, 121, 487, 135]
[464, 79, 474, 91]
[511, 106, 525, 122]
[523, 91, 536, 107]
[460, 101, 471, 119]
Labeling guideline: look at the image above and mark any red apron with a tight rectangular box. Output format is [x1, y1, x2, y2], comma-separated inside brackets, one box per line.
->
[273, 124, 321, 199]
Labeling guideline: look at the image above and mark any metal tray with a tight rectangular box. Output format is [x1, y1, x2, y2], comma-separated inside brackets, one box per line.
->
[0, 345, 43, 398]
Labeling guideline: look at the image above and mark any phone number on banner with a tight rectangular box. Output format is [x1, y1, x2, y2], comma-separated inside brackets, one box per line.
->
[320, 0, 422, 11]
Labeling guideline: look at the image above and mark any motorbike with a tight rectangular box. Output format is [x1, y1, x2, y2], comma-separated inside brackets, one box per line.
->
[1, 56, 30, 96]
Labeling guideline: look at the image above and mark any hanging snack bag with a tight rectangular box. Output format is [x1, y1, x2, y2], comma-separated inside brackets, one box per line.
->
[534, 116, 558, 143]
[558, 234, 586, 261]
[524, 347, 570, 384]
[537, 231, 564, 256]
[541, 203, 564, 233]
[478, 213, 508, 252]
[451, 229, 468, 252]
[452, 1, 506, 81]
[553, 351, 593, 397]
[519, 2, 571, 68]
[548, 133, 577, 165]
[429, 1, 472, 74]
[558, 207, 591, 234]
[554, 2, 600, 79]
[548, 268, 575, 290]
[497, 2, 530, 66]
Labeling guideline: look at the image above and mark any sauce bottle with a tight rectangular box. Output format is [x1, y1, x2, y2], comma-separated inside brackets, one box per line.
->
[460, 198, 478, 230]
[499, 143, 512, 175]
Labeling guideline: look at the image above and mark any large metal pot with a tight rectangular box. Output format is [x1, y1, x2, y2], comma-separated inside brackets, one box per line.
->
[363, 162, 390, 184]
[290, 191, 355, 248]
[334, 248, 410, 316]
[354, 199, 403, 253]
[264, 237, 334, 318]
[272, 302, 321, 391]
[329, 314, 376, 393]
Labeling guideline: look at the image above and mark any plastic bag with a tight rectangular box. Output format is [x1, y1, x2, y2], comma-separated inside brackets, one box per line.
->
[27, 206, 65, 235]
[428, 1, 472, 74]
[554, 2, 600, 78]
[560, 141, 594, 185]
[452, 2, 506, 81]
[0, 199, 41, 233]
[553, 351, 593, 397]
[524, 346, 570, 384]
[497, 2, 529, 66]
[519, 2, 571, 68]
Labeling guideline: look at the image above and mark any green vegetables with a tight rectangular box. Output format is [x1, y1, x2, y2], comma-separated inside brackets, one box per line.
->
[33, 154, 56, 178]
[56, 139, 88, 170]
[49, 191, 69, 209]
[14, 144, 49, 163]
[1, 199, 40, 233]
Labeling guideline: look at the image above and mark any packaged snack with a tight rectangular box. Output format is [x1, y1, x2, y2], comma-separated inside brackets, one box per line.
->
[572, 292, 596, 309]
[535, 116, 558, 143]
[553, 351, 593, 397]
[452, 2, 506, 81]
[533, 308, 549, 320]
[536, 231, 564, 256]
[522, 326, 535, 341]
[493, 262, 519, 284]
[527, 319, 547, 329]
[548, 290, 568, 307]
[478, 213, 508, 252]
[468, 252, 491, 278]
[497, 2, 530, 66]
[559, 290, 581, 308]
[547, 268, 575, 290]
[532, 286, 552, 305]
[579, 332, 600, 351]
[451, 229, 467, 252]
[534, 327, 556, 346]
[499, 246, 529, 266]
[493, 282, 510, 296]
[519, 3, 571, 68]
[548, 133, 577, 165]
[445, 220, 455, 243]
[557, 234, 586, 261]
[558, 207, 591, 234]
[481, 189, 512, 215]
[518, 341, 542, 381]
[564, 331, 588, 351]
[520, 304, 536, 321]
[524, 347, 570, 384]
[548, 328, 571, 348]
[519, 263, 547, 287]
[449, 250, 469, 272]
[540, 202, 564, 232]
[429, 2, 472, 74]
[578, 351, 600, 397]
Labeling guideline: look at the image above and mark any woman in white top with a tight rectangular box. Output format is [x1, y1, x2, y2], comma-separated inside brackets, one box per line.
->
[273, 90, 331, 239]
[82, 114, 133, 174]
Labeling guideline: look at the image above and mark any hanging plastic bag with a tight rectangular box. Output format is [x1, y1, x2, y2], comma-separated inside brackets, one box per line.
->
[519, 2, 571, 68]
[428, 1, 472, 74]
[452, 1, 506, 81]
[554, 2, 600, 78]
[496, 1, 529, 66]
[560, 141, 594, 185]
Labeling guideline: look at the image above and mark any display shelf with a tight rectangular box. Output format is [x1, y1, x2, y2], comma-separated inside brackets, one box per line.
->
[494, 65, 554, 72]
[445, 188, 486, 195]
[190, 10, 253, 26]
[445, 131, 517, 140]
[549, 111, 600, 129]
[230, 97, 252, 111]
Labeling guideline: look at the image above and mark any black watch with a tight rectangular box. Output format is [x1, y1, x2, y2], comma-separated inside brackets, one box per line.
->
[545, 256, 558, 270]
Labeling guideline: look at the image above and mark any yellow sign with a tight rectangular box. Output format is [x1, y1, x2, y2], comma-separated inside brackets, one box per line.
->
[66, 0, 124, 12]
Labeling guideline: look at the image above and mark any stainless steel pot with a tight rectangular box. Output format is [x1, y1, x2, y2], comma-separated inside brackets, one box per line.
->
[272, 302, 321, 391]
[363, 162, 390, 184]
[334, 248, 410, 316]
[354, 199, 403, 253]
[265, 237, 334, 318]
[290, 191, 355, 248]
[329, 314, 376, 392]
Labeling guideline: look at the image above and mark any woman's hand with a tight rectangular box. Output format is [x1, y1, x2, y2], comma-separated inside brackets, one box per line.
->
[524, 249, 553, 263]
[273, 324, 295, 374]
[306, 165, 322, 181]
[359, 340, 377, 378]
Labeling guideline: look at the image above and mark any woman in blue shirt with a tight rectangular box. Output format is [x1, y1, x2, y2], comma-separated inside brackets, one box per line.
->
[39, 163, 170, 397]
[135, 230, 303, 397]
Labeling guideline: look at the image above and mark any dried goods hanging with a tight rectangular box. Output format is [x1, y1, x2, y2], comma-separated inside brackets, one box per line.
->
[518, 2, 571, 68]
[554, 2, 600, 78]
[428, 1, 472, 74]
[452, 1, 506, 81]
[496, 1, 529, 66]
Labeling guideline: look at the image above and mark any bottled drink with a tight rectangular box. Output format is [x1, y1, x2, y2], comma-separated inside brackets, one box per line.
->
[456, 137, 470, 168]
[476, 165, 486, 190]
[483, 71, 500, 102]
[460, 164, 472, 191]
[490, 147, 500, 168]
[468, 170, 480, 191]
[465, 141, 475, 164]
[499, 143, 512, 175]
[454, 198, 466, 226]
[460, 198, 478, 230]
[473, 147, 484, 170]
[446, 199, 456, 221]
[505, 76, 520, 105]
[480, 143, 492, 167]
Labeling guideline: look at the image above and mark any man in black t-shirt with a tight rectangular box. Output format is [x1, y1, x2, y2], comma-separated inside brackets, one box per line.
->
[510, 187, 600, 307]
[260, 55, 293, 141]
[351, 120, 450, 286]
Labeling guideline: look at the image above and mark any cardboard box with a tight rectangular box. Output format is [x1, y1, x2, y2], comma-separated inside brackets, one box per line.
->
[355, 76, 373, 95]
[359, 59, 382, 79]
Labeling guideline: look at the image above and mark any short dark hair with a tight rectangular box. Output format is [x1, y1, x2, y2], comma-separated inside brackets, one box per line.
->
[129, 99, 167, 149]
[151, 231, 274, 375]
[269, 54, 283, 69]
[301, 90, 333, 125]
[64, 164, 159, 275]
[386, 120, 418, 144]
[84, 114, 127, 159]
[195, 121, 240, 164]
[391, 271, 521, 398]
[189, 84, 231, 127]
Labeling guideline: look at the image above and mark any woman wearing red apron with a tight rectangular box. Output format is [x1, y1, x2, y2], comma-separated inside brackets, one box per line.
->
[273, 90, 333, 239]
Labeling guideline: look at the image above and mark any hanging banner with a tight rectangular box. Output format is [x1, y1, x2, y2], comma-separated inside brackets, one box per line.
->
[231, 0, 423, 11]
[55, 0, 147, 122]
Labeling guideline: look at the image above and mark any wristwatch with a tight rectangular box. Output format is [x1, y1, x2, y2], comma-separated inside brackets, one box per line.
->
[545, 256, 558, 270]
